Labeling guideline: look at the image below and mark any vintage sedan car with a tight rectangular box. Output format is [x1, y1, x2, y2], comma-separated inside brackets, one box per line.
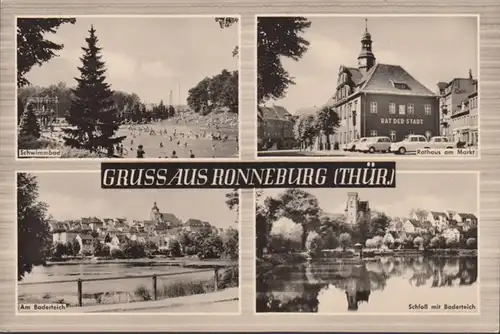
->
[389, 135, 429, 154]
[357, 136, 392, 153]
[424, 136, 456, 149]
[344, 139, 359, 151]
[352, 138, 369, 152]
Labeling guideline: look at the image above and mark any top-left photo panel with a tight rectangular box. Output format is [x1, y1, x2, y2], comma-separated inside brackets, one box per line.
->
[16, 15, 241, 160]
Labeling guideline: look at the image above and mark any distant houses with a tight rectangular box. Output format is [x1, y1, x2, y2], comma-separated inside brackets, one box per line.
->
[50, 201, 219, 255]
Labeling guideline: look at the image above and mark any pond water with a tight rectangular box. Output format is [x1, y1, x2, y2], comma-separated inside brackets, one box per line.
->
[256, 256, 478, 313]
[18, 263, 215, 307]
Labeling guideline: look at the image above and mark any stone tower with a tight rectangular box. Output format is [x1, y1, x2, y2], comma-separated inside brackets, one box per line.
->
[150, 201, 161, 222]
[345, 192, 359, 225]
[357, 18, 376, 74]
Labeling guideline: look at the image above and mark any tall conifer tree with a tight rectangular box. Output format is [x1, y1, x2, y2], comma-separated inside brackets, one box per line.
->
[63, 25, 125, 156]
[19, 102, 41, 139]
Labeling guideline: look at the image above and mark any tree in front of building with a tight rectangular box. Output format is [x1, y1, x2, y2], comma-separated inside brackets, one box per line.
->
[17, 18, 76, 87]
[19, 102, 41, 140]
[314, 106, 340, 150]
[257, 17, 311, 104]
[293, 114, 318, 150]
[63, 25, 125, 156]
[17, 173, 51, 281]
[339, 232, 352, 251]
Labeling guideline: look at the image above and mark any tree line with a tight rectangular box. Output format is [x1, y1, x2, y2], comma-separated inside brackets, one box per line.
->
[256, 188, 478, 259]
[186, 69, 238, 115]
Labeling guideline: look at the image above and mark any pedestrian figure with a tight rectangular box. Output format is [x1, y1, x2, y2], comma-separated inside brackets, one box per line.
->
[171, 150, 178, 158]
[137, 145, 145, 158]
[160, 142, 163, 148]
[189, 150, 195, 158]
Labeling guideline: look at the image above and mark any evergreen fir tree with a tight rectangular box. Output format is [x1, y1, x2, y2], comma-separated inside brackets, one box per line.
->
[63, 25, 125, 156]
[19, 102, 41, 139]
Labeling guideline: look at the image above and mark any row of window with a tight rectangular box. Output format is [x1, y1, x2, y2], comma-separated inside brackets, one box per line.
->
[450, 114, 478, 127]
[370, 102, 432, 115]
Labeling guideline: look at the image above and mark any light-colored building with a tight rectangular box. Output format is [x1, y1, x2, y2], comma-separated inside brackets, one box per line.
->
[402, 219, 416, 234]
[345, 192, 371, 225]
[437, 72, 476, 141]
[426, 211, 449, 232]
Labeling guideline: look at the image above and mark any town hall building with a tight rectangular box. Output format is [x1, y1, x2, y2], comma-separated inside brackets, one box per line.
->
[327, 20, 440, 145]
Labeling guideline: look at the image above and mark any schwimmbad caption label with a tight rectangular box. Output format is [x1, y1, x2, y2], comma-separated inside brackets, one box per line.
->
[100, 162, 396, 189]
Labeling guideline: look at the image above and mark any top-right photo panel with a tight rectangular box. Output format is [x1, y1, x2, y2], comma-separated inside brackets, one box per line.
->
[256, 15, 479, 159]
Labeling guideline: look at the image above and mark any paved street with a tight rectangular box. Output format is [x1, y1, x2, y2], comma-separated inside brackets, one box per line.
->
[258, 149, 415, 157]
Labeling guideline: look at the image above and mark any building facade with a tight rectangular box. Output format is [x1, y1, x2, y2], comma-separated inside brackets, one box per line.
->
[438, 76, 478, 146]
[328, 21, 440, 145]
[257, 105, 296, 150]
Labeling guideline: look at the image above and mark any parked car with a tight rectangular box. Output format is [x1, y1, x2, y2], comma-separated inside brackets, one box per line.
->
[352, 138, 369, 152]
[389, 135, 428, 154]
[344, 139, 359, 151]
[424, 136, 456, 149]
[357, 136, 392, 153]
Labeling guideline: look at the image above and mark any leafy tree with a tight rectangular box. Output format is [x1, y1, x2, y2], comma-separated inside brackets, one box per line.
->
[222, 227, 239, 260]
[123, 241, 146, 259]
[413, 236, 424, 249]
[17, 18, 76, 87]
[257, 17, 311, 103]
[215, 17, 239, 57]
[63, 25, 125, 156]
[19, 102, 41, 139]
[276, 188, 321, 250]
[466, 238, 477, 249]
[167, 239, 182, 257]
[255, 192, 281, 258]
[71, 239, 81, 256]
[293, 114, 318, 150]
[305, 231, 323, 257]
[93, 238, 103, 256]
[339, 232, 352, 251]
[17, 173, 51, 281]
[52, 243, 68, 259]
[314, 106, 340, 150]
[382, 233, 395, 247]
[90, 230, 99, 238]
[369, 211, 391, 238]
[17, 97, 24, 124]
[225, 188, 239, 223]
[187, 70, 238, 114]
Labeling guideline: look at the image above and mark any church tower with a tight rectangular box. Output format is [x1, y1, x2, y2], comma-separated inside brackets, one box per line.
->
[150, 201, 161, 222]
[357, 19, 376, 74]
[345, 192, 359, 225]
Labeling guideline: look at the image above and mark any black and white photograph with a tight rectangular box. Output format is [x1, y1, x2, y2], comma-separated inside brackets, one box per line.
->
[256, 15, 479, 158]
[17, 172, 240, 313]
[17, 16, 239, 159]
[255, 172, 479, 313]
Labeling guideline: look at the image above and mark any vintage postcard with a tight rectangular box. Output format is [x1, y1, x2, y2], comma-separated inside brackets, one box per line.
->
[16, 171, 240, 314]
[16, 16, 240, 160]
[256, 15, 479, 159]
[255, 172, 479, 313]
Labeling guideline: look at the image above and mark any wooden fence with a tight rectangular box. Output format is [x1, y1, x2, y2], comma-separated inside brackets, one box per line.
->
[18, 267, 224, 307]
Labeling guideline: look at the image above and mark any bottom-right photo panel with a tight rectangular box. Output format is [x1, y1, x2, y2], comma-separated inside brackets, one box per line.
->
[255, 171, 479, 314]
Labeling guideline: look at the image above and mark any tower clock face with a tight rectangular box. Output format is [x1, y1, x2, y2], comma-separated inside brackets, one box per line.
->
[359, 58, 367, 67]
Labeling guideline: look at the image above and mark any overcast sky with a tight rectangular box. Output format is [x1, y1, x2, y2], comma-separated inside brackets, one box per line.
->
[258, 172, 478, 218]
[31, 172, 237, 229]
[262, 15, 478, 113]
[24, 16, 239, 104]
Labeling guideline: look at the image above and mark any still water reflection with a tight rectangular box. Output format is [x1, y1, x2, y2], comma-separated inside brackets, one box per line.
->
[256, 256, 478, 313]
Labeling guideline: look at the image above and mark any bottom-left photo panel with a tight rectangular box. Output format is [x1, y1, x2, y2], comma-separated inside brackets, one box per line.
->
[16, 171, 240, 314]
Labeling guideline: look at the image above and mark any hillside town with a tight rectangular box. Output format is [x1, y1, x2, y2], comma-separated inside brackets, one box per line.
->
[48, 201, 236, 258]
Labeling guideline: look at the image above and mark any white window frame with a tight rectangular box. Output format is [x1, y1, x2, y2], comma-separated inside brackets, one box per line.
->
[390, 130, 396, 142]
[399, 104, 406, 115]
[389, 103, 396, 114]
[425, 104, 432, 115]
[370, 102, 377, 114]
[407, 104, 414, 115]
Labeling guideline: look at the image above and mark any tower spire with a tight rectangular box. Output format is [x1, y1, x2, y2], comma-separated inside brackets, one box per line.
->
[357, 19, 376, 73]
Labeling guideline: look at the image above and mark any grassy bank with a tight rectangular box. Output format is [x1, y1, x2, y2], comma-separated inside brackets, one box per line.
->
[46, 257, 236, 268]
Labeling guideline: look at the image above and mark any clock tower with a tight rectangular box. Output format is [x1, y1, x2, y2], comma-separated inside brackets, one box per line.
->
[357, 18, 376, 74]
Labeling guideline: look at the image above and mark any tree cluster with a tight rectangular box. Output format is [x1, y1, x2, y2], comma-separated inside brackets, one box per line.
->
[187, 70, 238, 115]
[293, 106, 341, 150]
